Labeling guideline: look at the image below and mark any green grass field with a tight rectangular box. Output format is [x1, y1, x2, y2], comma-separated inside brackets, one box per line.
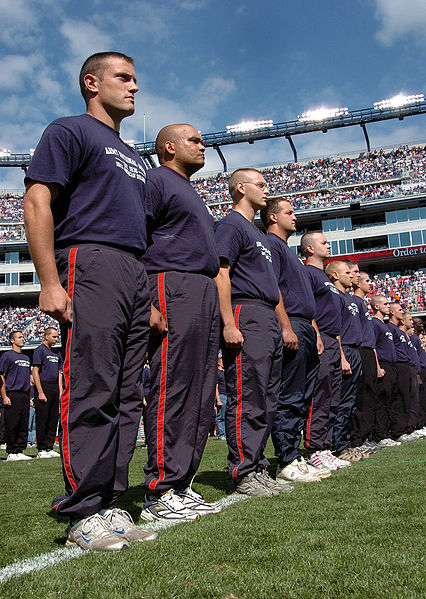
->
[0, 439, 425, 599]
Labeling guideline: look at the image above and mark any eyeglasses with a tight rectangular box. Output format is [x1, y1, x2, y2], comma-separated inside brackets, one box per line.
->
[241, 181, 268, 190]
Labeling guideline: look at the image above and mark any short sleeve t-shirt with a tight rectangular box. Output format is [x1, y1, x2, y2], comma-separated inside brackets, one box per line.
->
[411, 334, 426, 369]
[351, 295, 375, 349]
[143, 166, 219, 277]
[372, 318, 396, 363]
[387, 322, 410, 363]
[267, 233, 316, 320]
[340, 292, 362, 346]
[25, 114, 147, 252]
[215, 211, 280, 306]
[305, 265, 343, 335]
[0, 350, 31, 392]
[32, 344, 63, 383]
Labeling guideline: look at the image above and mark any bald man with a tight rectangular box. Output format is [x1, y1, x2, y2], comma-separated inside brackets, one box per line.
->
[326, 261, 363, 462]
[141, 124, 222, 520]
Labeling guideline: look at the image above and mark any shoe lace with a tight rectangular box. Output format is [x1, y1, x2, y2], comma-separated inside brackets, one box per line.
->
[106, 508, 134, 526]
[162, 490, 187, 511]
[83, 514, 114, 536]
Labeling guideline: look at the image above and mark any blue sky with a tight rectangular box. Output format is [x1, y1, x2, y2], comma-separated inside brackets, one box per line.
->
[0, 0, 425, 188]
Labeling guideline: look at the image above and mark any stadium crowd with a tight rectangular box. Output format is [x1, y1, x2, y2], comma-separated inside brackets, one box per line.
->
[0, 307, 59, 347]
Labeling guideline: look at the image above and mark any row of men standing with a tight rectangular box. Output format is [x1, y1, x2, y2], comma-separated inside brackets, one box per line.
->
[22, 51, 424, 552]
[0, 328, 62, 460]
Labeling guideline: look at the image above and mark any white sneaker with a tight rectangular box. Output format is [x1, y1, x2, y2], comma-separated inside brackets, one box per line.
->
[413, 428, 426, 438]
[66, 514, 129, 551]
[322, 450, 351, 468]
[305, 458, 332, 478]
[308, 451, 338, 471]
[16, 452, 32, 461]
[141, 489, 200, 521]
[37, 450, 52, 458]
[176, 485, 222, 515]
[397, 434, 416, 443]
[379, 438, 401, 446]
[45, 449, 61, 457]
[277, 457, 321, 482]
[6, 453, 20, 461]
[0, 444, 6, 450]
[103, 508, 158, 542]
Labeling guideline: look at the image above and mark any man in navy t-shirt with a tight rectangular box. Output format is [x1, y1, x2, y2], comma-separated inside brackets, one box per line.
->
[260, 199, 329, 483]
[215, 168, 286, 497]
[412, 317, 426, 432]
[24, 52, 159, 550]
[32, 327, 63, 459]
[370, 295, 399, 446]
[325, 261, 363, 462]
[140, 124, 221, 521]
[0, 331, 31, 461]
[300, 233, 350, 471]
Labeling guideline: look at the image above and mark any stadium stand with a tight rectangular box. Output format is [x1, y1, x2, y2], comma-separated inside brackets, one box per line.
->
[0, 306, 60, 347]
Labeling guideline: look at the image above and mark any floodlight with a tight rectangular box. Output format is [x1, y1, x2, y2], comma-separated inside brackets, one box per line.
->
[298, 107, 348, 122]
[0, 148, 11, 158]
[226, 119, 273, 134]
[373, 94, 424, 110]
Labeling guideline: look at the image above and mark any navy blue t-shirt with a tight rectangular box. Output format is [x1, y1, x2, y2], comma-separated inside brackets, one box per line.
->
[411, 334, 426, 369]
[387, 322, 410, 363]
[32, 344, 63, 383]
[267, 233, 315, 320]
[340, 291, 362, 346]
[372, 318, 396, 363]
[406, 337, 420, 372]
[305, 265, 343, 336]
[351, 295, 375, 349]
[0, 350, 31, 392]
[143, 166, 219, 277]
[25, 114, 147, 252]
[215, 211, 280, 306]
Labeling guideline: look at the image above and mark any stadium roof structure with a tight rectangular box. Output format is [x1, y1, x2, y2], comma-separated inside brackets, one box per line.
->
[1, 99, 425, 173]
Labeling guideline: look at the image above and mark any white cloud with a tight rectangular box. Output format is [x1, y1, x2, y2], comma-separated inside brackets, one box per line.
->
[374, 0, 426, 45]
[0, 55, 39, 90]
[0, 0, 37, 47]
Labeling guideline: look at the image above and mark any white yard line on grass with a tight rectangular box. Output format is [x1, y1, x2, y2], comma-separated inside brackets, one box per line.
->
[0, 493, 248, 584]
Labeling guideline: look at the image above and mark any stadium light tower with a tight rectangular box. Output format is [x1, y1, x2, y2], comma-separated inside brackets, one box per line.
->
[374, 94, 424, 110]
[298, 107, 348, 122]
[226, 119, 273, 134]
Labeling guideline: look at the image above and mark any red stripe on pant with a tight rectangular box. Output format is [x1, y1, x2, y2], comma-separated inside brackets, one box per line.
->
[305, 400, 314, 448]
[149, 272, 168, 491]
[61, 247, 78, 492]
[232, 305, 245, 479]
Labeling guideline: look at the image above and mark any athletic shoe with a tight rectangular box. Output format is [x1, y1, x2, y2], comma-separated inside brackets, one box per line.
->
[257, 469, 294, 493]
[233, 471, 279, 497]
[37, 450, 52, 458]
[141, 490, 200, 521]
[17, 452, 32, 461]
[66, 514, 129, 551]
[304, 460, 332, 478]
[308, 451, 338, 471]
[6, 453, 20, 461]
[363, 440, 386, 452]
[397, 434, 417, 443]
[0, 444, 6, 451]
[380, 438, 402, 446]
[358, 443, 377, 456]
[103, 508, 158, 542]
[217, 436, 227, 440]
[176, 485, 223, 514]
[405, 431, 422, 440]
[45, 449, 61, 457]
[337, 448, 363, 463]
[322, 450, 351, 468]
[276, 457, 321, 482]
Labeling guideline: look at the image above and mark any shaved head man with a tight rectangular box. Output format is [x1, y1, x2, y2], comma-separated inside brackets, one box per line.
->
[141, 123, 221, 520]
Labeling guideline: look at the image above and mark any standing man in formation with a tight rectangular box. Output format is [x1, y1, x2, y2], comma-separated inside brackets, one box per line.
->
[24, 51, 158, 551]
[32, 327, 62, 459]
[141, 124, 221, 520]
[0, 331, 31, 461]
[215, 168, 285, 497]
[261, 199, 328, 483]
[301, 233, 350, 470]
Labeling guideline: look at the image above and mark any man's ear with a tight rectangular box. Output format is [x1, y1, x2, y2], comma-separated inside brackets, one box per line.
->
[84, 73, 98, 95]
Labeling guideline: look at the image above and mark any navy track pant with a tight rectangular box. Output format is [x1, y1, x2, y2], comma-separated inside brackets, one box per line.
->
[407, 365, 419, 433]
[333, 344, 362, 453]
[144, 272, 220, 493]
[52, 245, 151, 520]
[351, 347, 377, 447]
[392, 362, 411, 438]
[272, 317, 319, 466]
[4, 391, 30, 454]
[223, 300, 283, 480]
[35, 381, 59, 451]
[372, 361, 397, 442]
[419, 367, 426, 428]
[305, 333, 342, 453]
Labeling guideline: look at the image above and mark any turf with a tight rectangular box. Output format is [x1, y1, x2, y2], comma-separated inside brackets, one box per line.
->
[0, 440, 425, 599]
